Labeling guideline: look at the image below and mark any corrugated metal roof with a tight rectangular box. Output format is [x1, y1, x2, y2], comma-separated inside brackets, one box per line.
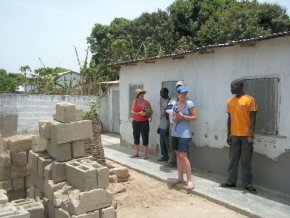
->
[108, 31, 290, 67]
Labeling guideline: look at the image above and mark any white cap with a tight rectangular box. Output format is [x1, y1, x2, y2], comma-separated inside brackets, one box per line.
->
[176, 80, 185, 88]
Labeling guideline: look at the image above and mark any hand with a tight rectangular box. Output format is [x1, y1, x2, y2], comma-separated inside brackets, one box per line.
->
[247, 135, 254, 145]
[140, 111, 146, 116]
[175, 112, 184, 120]
[227, 135, 232, 145]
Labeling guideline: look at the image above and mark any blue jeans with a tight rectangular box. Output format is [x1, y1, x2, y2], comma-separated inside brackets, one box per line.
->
[160, 128, 169, 160]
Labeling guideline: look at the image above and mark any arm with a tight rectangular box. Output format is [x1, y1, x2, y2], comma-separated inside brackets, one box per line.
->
[227, 113, 232, 145]
[178, 107, 197, 121]
[248, 111, 257, 143]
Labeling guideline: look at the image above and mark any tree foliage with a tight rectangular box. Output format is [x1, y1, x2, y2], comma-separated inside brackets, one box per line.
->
[87, 0, 289, 81]
[0, 69, 24, 93]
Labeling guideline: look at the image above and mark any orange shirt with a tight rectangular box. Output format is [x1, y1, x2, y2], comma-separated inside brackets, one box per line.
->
[227, 94, 258, 136]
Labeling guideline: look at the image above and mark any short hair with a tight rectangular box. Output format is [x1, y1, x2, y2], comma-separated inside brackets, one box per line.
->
[160, 87, 169, 94]
[232, 79, 243, 88]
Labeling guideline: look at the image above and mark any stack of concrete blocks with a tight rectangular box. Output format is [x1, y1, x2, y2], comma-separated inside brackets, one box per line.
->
[0, 188, 44, 218]
[106, 161, 130, 183]
[0, 134, 33, 201]
[29, 102, 116, 218]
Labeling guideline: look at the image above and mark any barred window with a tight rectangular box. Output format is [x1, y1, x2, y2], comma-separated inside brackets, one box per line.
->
[243, 77, 279, 135]
[129, 84, 143, 118]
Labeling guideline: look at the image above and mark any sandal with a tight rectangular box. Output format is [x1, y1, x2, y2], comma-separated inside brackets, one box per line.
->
[220, 183, 236, 188]
[130, 154, 139, 158]
[245, 186, 257, 194]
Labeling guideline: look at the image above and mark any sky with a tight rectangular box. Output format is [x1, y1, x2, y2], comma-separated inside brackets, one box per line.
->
[0, 0, 289, 74]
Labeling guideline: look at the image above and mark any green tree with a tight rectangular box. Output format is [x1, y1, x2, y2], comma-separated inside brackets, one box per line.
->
[197, 1, 290, 45]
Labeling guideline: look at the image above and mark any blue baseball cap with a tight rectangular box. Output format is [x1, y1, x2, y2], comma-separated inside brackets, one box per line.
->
[177, 86, 188, 93]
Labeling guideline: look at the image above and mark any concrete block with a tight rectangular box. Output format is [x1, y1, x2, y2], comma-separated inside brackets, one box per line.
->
[100, 206, 116, 218]
[0, 179, 12, 191]
[42, 197, 49, 218]
[71, 210, 100, 218]
[51, 161, 66, 183]
[44, 180, 67, 202]
[28, 150, 39, 173]
[11, 177, 25, 190]
[7, 134, 33, 153]
[65, 162, 97, 191]
[53, 182, 75, 208]
[38, 154, 53, 177]
[0, 188, 7, 194]
[66, 189, 113, 215]
[48, 200, 55, 218]
[39, 120, 54, 139]
[12, 199, 45, 218]
[32, 135, 47, 153]
[33, 186, 45, 201]
[50, 120, 93, 145]
[69, 158, 109, 189]
[44, 164, 52, 180]
[93, 164, 109, 189]
[7, 189, 26, 201]
[54, 102, 76, 123]
[31, 172, 45, 193]
[47, 142, 72, 162]
[0, 193, 8, 204]
[71, 140, 85, 158]
[0, 151, 11, 180]
[109, 167, 128, 178]
[55, 208, 70, 218]
[0, 204, 30, 218]
[11, 151, 27, 167]
[109, 175, 118, 183]
[75, 109, 84, 121]
[11, 165, 31, 179]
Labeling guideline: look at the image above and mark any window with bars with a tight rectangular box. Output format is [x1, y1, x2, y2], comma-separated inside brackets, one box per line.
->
[243, 77, 279, 135]
[128, 84, 143, 118]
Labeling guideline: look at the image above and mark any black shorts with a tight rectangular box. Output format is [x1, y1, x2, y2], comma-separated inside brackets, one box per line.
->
[132, 120, 150, 146]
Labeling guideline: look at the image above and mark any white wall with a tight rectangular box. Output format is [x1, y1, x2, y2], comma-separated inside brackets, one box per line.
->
[119, 36, 290, 160]
[0, 94, 96, 136]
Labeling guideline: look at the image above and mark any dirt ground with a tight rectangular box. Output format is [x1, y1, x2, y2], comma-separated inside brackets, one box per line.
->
[108, 166, 248, 218]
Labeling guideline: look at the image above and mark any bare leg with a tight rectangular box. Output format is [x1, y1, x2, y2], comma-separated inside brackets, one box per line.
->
[131, 144, 140, 158]
[176, 152, 185, 182]
[144, 146, 148, 159]
[180, 152, 194, 189]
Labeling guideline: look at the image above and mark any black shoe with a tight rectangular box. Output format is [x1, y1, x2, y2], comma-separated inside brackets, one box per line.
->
[220, 183, 236, 188]
[158, 158, 168, 162]
[245, 186, 257, 194]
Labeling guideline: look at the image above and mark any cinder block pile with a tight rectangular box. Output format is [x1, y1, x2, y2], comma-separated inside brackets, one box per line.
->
[28, 102, 116, 218]
[0, 134, 33, 201]
[0, 189, 43, 218]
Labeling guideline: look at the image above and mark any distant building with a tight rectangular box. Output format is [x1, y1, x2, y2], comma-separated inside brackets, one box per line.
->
[57, 71, 81, 87]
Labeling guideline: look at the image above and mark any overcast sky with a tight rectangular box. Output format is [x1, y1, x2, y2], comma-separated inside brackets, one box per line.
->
[0, 0, 289, 74]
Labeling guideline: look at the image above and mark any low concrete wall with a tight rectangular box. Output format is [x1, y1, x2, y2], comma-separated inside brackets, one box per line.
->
[0, 94, 96, 137]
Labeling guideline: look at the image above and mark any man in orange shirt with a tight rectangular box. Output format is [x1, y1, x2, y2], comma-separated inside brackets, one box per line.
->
[220, 79, 258, 194]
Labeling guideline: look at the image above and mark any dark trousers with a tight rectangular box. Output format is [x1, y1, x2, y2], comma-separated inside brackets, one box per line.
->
[159, 128, 169, 160]
[132, 120, 149, 146]
[167, 123, 177, 165]
[227, 136, 253, 187]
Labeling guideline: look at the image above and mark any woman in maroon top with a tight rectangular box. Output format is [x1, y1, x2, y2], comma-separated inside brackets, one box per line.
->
[130, 89, 152, 159]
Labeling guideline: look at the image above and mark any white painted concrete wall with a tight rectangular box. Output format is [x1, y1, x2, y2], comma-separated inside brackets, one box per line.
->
[119, 36, 290, 160]
[98, 85, 119, 133]
[0, 94, 96, 135]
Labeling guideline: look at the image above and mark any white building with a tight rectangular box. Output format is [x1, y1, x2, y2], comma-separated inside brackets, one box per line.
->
[57, 71, 81, 87]
[110, 31, 290, 193]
